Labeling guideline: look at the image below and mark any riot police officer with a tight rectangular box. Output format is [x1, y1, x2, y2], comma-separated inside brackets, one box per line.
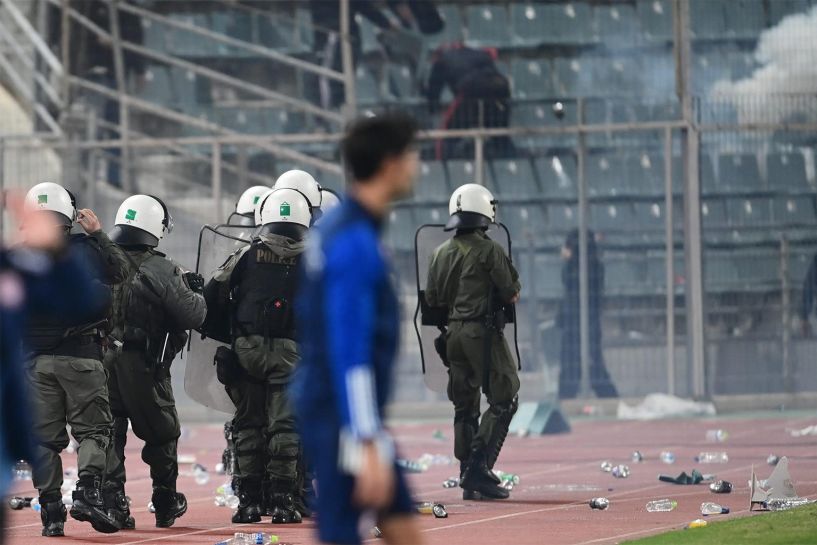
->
[104, 194, 207, 528]
[205, 188, 311, 524]
[22, 182, 129, 536]
[230, 185, 272, 226]
[425, 184, 521, 500]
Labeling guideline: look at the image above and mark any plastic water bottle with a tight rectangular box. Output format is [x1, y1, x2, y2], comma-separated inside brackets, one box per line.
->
[193, 463, 210, 485]
[226, 494, 240, 509]
[765, 498, 812, 511]
[415, 502, 448, 518]
[709, 480, 733, 493]
[660, 451, 676, 464]
[589, 498, 610, 510]
[148, 501, 155, 513]
[600, 460, 613, 472]
[695, 452, 729, 464]
[611, 465, 630, 479]
[706, 429, 729, 443]
[701, 502, 729, 515]
[631, 451, 644, 462]
[228, 532, 278, 545]
[442, 477, 459, 488]
[30, 497, 41, 512]
[646, 499, 677, 512]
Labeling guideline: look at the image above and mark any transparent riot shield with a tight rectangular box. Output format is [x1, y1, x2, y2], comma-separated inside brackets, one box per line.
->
[414, 223, 521, 393]
[184, 225, 251, 413]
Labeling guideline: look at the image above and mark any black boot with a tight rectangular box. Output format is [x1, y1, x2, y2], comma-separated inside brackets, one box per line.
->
[70, 476, 121, 533]
[151, 487, 187, 528]
[103, 482, 135, 530]
[232, 478, 262, 524]
[268, 479, 302, 524]
[40, 500, 66, 537]
[459, 462, 481, 501]
[461, 448, 510, 500]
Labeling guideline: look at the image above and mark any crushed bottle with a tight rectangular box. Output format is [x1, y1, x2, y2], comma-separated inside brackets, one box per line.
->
[600, 461, 613, 472]
[764, 498, 813, 511]
[709, 480, 732, 494]
[701, 502, 729, 515]
[686, 519, 707, 529]
[494, 470, 520, 490]
[193, 463, 210, 485]
[646, 499, 677, 512]
[631, 451, 644, 463]
[706, 429, 729, 443]
[767, 454, 780, 466]
[589, 498, 610, 510]
[611, 465, 630, 479]
[660, 451, 676, 464]
[30, 497, 41, 512]
[214, 532, 279, 545]
[415, 502, 448, 518]
[695, 452, 728, 464]
[442, 477, 459, 488]
[148, 501, 156, 513]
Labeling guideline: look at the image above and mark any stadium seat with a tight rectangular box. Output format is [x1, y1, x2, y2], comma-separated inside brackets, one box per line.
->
[606, 256, 644, 296]
[704, 253, 738, 292]
[385, 208, 416, 251]
[626, 152, 664, 196]
[769, 0, 809, 25]
[414, 205, 448, 227]
[499, 204, 543, 240]
[594, 4, 639, 46]
[726, 197, 772, 226]
[586, 154, 628, 197]
[466, 4, 511, 47]
[446, 160, 487, 187]
[511, 102, 577, 129]
[689, 0, 727, 40]
[536, 155, 578, 199]
[732, 252, 780, 288]
[511, 59, 556, 99]
[387, 64, 416, 100]
[718, 153, 763, 192]
[414, 161, 449, 202]
[140, 66, 174, 105]
[536, 2, 595, 45]
[356, 15, 381, 55]
[723, 0, 765, 39]
[490, 159, 539, 199]
[547, 204, 578, 231]
[355, 66, 379, 104]
[768, 152, 809, 192]
[701, 199, 727, 228]
[429, 4, 465, 48]
[590, 203, 635, 232]
[646, 253, 685, 293]
[636, 0, 672, 42]
[772, 197, 816, 225]
[511, 3, 546, 46]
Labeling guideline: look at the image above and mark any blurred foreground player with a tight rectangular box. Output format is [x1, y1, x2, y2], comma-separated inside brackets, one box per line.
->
[105, 195, 207, 528]
[425, 184, 521, 500]
[292, 113, 423, 545]
[22, 183, 130, 536]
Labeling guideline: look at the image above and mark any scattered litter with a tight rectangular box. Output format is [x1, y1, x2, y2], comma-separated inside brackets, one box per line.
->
[695, 452, 728, 464]
[494, 470, 520, 489]
[600, 461, 613, 473]
[30, 497, 40, 512]
[148, 501, 155, 513]
[215, 462, 226, 475]
[767, 454, 780, 466]
[706, 429, 729, 443]
[397, 459, 426, 473]
[631, 451, 644, 463]
[442, 477, 459, 489]
[415, 502, 448, 518]
[589, 498, 610, 510]
[417, 453, 455, 467]
[764, 498, 814, 511]
[214, 532, 278, 544]
[193, 463, 210, 485]
[750, 456, 800, 510]
[686, 519, 707, 529]
[659, 469, 704, 485]
[709, 480, 733, 494]
[523, 484, 602, 492]
[8, 497, 33, 510]
[611, 465, 630, 479]
[214, 482, 239, 508]
[432, 429, 446, 441]
[701, 502, 729, 515]
[787, 425, 817, 437]
[618, 394, 716, 420]
[646, 499, 677, 512]
[660, 451, 676, 464]
[178, 454, 196, 464]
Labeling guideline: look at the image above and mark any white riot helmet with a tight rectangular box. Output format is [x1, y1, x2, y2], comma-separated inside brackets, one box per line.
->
[273, 170, 322, 211]
[235, 185, 271, 217]
[24, 182, 77, 227]
[109, 194, 174, 247]
[258, 188, 312, 239]
[445, 183, 497, 231]
[254, 188, 275, 226]
[319, 188, 341, 215]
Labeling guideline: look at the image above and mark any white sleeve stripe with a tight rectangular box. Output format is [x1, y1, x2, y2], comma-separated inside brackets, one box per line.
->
[346, 366, 381, 437]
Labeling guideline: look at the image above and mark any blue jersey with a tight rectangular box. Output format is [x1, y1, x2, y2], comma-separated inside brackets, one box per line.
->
[292, 198, 400, 439]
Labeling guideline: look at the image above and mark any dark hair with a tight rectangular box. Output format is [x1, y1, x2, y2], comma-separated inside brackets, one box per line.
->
[341, 112, 418, 183]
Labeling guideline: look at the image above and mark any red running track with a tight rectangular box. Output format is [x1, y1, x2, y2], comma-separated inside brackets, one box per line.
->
[5, 413, 817, 545]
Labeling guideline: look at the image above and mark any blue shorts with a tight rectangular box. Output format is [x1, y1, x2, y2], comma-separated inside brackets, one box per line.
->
[303, 425, 414, 545]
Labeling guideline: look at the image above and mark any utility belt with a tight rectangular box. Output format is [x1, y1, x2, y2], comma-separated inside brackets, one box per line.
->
[116, 326, 175, 380]
[449, 309, 508, 332]
[232, 322, 296, 344]
[28, 333, 103, 361]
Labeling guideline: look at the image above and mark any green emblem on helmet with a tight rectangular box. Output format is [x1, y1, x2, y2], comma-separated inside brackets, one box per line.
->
[253, 195, 260, 204]
[38, 195, 47, 204]
[280, 202, 291, 216]
[125, 209, 137, 221]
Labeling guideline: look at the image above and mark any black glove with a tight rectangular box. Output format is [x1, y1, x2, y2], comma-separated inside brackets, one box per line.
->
[184, 271, 205, 293]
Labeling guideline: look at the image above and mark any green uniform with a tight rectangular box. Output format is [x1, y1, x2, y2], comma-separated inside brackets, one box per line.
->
[425, 230, 521, 464]
[105, 248, 206, 491]
[26, 230, 129, 504]
[213, 234, 303, 487]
